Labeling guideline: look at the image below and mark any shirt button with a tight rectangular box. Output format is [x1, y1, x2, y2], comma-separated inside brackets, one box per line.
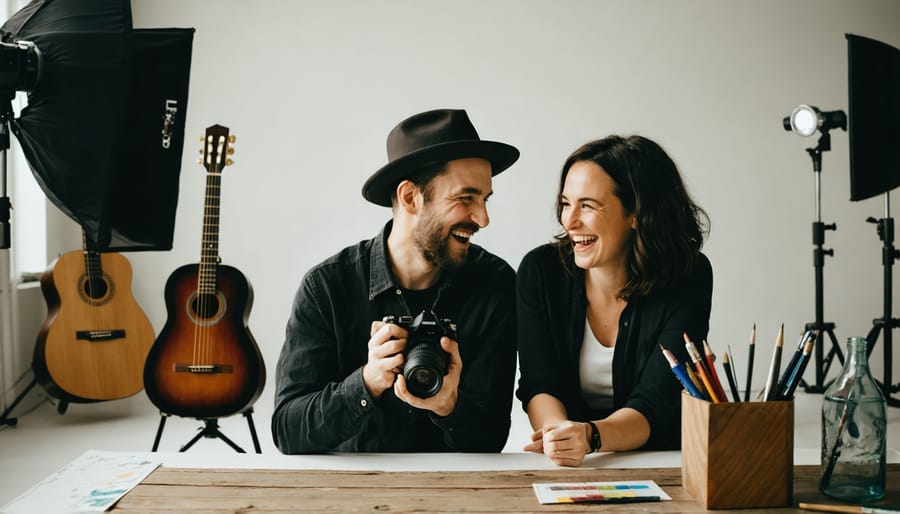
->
[360, 399, 368, 407]
[395, 289, 402, 295]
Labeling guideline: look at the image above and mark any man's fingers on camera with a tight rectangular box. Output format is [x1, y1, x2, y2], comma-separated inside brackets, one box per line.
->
[369, 323, 407, 348]
[440, 336, 463, 370]
[393, 374, 411, 401]
[370, 338, 406, 361]
[439, 336, 459, 354]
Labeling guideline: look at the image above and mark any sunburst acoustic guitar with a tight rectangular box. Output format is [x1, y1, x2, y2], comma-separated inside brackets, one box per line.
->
[33, 237, 154, 403]
[143, 124, 265, 420]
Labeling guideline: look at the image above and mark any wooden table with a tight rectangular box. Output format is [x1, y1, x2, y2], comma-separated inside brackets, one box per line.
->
[112, 463, 900, 513]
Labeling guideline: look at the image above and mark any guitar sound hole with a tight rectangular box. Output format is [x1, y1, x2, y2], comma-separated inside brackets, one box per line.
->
[192, 294, 220, 319]
[83, 278, 109, 299]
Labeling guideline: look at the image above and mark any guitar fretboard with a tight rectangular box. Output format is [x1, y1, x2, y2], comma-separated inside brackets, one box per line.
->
[198, 170, 221, 295]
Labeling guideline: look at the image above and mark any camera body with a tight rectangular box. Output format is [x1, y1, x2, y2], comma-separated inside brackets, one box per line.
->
[382, 310, 456, 399]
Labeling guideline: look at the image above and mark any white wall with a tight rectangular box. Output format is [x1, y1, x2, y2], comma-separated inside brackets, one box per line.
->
[110, 0, 899, 424]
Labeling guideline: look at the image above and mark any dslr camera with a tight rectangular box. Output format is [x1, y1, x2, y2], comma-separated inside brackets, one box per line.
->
[382, 310, 456, 399]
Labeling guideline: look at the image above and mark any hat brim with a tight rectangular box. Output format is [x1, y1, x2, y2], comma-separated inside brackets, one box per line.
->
[362, 140, 520, 207]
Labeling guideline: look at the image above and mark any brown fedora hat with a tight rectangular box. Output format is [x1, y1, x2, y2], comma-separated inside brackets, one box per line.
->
[362, 109, 519, 207]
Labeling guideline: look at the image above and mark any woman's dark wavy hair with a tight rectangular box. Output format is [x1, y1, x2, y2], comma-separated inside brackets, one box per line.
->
[554, 135, 709, 300]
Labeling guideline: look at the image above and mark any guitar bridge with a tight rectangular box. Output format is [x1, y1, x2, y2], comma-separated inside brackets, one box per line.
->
[174, 364, 234, 374]
[76, 330, 126, 341]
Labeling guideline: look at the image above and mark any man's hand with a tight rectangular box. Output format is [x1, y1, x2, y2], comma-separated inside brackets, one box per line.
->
[394, 336, 461, 417]
[361, 321, 407, 400]
[523, 420, 591, 467]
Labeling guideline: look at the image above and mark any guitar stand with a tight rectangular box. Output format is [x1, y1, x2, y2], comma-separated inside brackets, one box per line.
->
[151, 408, 262, 453]
[0, 378, 38, 427]
[0, 377, 68, 427]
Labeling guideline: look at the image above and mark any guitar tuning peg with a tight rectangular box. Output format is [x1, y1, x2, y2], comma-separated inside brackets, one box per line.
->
[197, 158, 203, 165]
[228, 135, 237, 144]
[199, 136, 205, 142]
[225, 158, 234, 166]
[227, 147, 235, 155]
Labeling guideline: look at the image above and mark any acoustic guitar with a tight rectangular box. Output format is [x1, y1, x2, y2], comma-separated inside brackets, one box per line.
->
[143, 124, 265, 419]
[33, 239, 155, 402]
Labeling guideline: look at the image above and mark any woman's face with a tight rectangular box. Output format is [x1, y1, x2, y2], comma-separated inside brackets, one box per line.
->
[559, 160, 635, 271]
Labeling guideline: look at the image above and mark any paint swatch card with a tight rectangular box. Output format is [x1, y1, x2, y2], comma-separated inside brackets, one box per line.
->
[532, 480, 670, 504]
[1, 450, 160, 513]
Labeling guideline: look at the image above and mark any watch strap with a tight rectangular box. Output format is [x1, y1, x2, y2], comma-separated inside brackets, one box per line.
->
[587, 421, 601, 453]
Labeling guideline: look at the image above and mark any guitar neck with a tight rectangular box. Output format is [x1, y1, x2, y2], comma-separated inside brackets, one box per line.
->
[197, 124, 235, 296]
[199, 170, 221, 295]
[84, 249, 103, 278]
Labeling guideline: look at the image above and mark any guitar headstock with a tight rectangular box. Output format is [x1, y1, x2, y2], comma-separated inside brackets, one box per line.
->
[199, 124, 236, 174]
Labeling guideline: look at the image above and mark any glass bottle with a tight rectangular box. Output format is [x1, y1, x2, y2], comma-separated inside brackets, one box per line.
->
[820, 337, 886, 502]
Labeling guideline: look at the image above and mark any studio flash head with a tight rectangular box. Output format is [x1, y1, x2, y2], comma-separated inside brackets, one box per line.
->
[783, 105, 847, 137]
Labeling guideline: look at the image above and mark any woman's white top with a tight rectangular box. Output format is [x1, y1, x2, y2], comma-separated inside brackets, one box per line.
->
[579, 317, 614, 410]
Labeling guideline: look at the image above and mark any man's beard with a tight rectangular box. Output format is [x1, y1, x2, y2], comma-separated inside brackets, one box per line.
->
[413, 210, 474, 271]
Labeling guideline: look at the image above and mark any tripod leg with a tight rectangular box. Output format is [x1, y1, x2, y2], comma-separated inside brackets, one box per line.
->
[0, 378, 37, 427]
[866, 325, 882, 357]
[243, 409, 262, 454]
[151, 414, 168, 451]
[824, 329, 843, 375]
[213, 427, 246, 453]
[56, 399, 68, 415]
[179, 427, 206, 452]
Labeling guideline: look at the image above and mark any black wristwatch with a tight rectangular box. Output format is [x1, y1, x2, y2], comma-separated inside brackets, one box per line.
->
[587, 422, 601, 453]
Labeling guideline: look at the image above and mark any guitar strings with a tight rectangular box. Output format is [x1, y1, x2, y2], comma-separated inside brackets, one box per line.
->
[81, 229, 99, 334]
[194, 133, 225, 368]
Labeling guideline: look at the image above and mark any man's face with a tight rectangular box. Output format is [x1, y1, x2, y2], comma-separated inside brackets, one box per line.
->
[413, 158, 493, 270]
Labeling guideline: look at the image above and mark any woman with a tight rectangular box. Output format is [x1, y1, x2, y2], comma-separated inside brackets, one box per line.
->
[516, 135, 712, 466]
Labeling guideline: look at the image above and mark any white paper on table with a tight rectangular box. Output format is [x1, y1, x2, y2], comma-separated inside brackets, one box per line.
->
[532, 479, 672, 505]
[0, 450, 160, 513]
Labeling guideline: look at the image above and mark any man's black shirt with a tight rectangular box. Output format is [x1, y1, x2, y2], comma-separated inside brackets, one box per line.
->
[272, 221, 517, 453]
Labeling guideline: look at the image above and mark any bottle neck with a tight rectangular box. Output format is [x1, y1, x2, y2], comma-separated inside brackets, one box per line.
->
[845, 337, 870, 371]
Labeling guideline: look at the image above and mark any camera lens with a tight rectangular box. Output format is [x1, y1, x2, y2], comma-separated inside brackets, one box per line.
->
[411, 368, 437, 387]
[404, 344, 446, 398]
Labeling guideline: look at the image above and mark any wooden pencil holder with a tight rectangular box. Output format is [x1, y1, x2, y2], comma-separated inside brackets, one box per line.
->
[681, 393, 794, 509]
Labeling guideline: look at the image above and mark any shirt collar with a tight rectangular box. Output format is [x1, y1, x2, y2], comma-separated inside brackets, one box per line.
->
[367, 219, 456, 300]
[368, 220, 397, 300]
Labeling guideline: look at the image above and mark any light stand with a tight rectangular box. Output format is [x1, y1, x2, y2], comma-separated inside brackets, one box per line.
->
[0, 0, 193, 427]
[0, 43, 40, 427]
[864, 193, 900, 408]
[802, 129, 845, 391]
[783, 105, 847, 392]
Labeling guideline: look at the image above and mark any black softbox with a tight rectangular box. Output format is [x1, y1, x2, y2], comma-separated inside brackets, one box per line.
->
[1, 0, 193, 251]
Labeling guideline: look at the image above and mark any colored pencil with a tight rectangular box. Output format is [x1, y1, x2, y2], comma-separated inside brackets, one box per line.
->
[799, 502, 900, 514]
[684, 334, 721, 403]
[744, 324, 755, 402]
[660, 346, 704, 399]
[763, 324, 784, 401]
[702, 340, 729, 402]
[776, 330, 813, 396]
[684, 363, 710, 400]
[722, 351, 742, 402]
[779, 336, 817, 399]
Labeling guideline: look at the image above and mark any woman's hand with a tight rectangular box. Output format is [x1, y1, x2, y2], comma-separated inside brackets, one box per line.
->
[524, 420, 591, 467]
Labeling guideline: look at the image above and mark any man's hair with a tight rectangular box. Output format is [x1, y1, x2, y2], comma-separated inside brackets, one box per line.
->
[390, 161, 450, 206]
[553, 135, 709, 299]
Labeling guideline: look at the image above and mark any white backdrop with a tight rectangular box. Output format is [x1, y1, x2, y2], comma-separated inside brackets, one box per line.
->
[45, 0, 895, 430]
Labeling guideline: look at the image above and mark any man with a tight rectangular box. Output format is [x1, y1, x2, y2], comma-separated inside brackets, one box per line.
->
[272, 109, 519, 453]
